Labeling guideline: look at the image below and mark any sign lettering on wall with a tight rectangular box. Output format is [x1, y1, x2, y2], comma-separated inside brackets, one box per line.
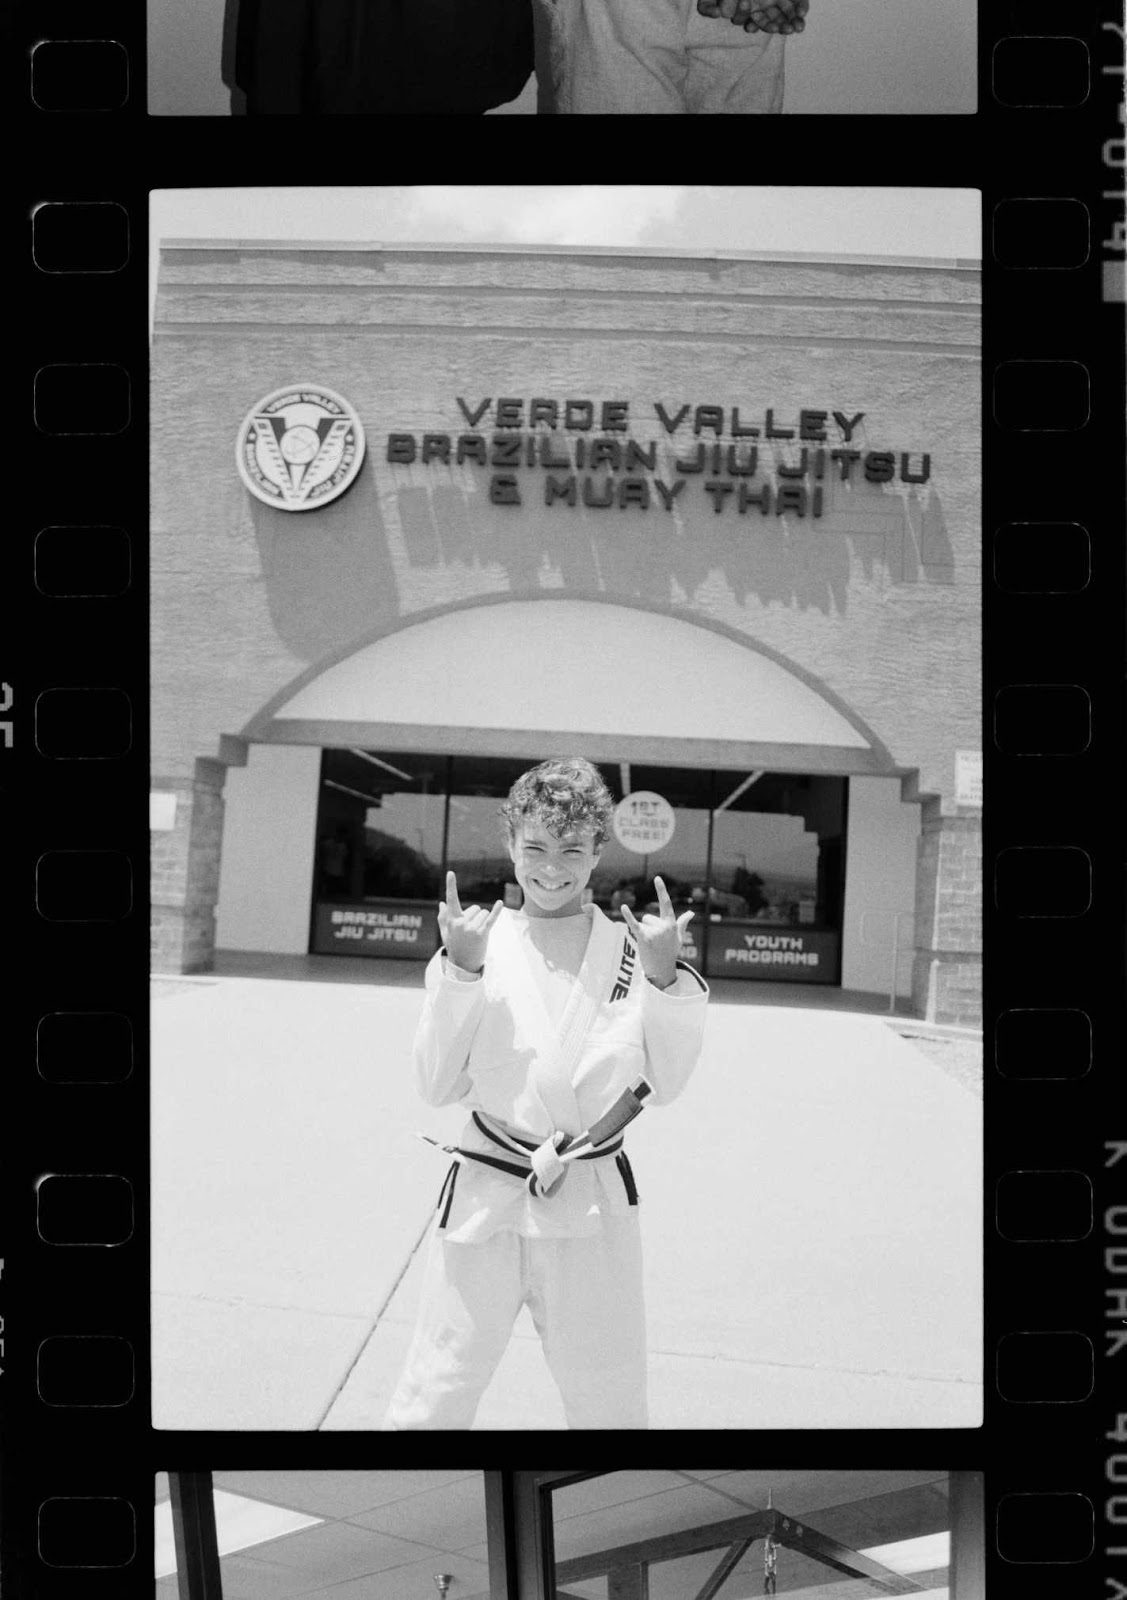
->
[385, 398, 933, 520]
[705, 924, 840, 983]
[312, 900, 439, 959]
[150, 792, 177, 831]
[955, 750, 983, 807]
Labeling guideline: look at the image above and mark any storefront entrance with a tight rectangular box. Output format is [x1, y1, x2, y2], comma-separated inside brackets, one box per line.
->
[310, 750, 847, 985]
[211, 596, 930, 1008]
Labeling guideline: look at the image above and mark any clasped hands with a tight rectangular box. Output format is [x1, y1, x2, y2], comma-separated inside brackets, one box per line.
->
[696, 0, 808, 34]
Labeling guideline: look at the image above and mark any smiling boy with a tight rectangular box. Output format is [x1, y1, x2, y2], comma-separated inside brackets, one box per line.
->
[382, 757, 708, 1430]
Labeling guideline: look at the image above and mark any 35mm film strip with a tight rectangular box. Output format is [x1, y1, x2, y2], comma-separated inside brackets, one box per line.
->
[5, 0, 1127, 1596]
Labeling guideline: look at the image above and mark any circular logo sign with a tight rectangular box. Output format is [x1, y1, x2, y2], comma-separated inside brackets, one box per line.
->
[613, 792, 676, 854]
[236, 385, 365, 511]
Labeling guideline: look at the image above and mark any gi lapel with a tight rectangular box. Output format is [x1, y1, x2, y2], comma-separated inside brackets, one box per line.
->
[494, 910, 582, 1134]
[555, 904, 619, 1084]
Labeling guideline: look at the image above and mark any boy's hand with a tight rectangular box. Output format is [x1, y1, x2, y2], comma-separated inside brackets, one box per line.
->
[439, 871, 503, 974]
[736, 0, 807, 32]
[619, 876, 693, 990]
[695, 0, 807, 31]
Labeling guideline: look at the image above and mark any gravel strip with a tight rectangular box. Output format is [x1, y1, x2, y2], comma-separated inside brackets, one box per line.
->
[896, 1032, 983, 1098]
[151, 978, 217, 998]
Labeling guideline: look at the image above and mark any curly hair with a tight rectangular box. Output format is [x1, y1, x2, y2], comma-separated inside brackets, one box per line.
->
[500, 757, 616, 850]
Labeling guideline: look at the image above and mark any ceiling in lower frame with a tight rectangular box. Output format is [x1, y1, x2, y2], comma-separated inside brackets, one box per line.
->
[155, 1472, 490, 1600]
[154, 1471, 950, 1600]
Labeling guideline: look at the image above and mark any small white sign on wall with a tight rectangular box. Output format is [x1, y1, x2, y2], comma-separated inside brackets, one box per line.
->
[150, 792, 178, 831]
[235, 385, 366, 511]
[613, 792, 676, 854]
[955, 750, 982, 807]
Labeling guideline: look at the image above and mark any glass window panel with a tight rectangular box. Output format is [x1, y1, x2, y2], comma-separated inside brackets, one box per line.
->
[709, 773, 846, 928]
[308, 754, 848, 983]
[315, 749, 447, 901]
[594, 768, 710, 968]
[311, 750, 447, 958]
[446, 755, 536, 906]
[710, 808, 820, 924]
[705, 772, 846, 983]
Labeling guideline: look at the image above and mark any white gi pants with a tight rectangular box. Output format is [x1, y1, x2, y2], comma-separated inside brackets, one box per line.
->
[538, 0, 785, 113]
[383, 1214, 648, 1429]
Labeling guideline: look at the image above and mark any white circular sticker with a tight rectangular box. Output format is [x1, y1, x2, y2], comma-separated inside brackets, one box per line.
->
[613, 792, 676, 854]
[236, 384, 366, 511]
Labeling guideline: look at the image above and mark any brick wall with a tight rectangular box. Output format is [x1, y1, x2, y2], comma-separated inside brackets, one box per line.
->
[150, 760, 226, 973]
[151, 246, 981, 795]
[912, 804, 982, 1026]
[151, 247, 981, 990]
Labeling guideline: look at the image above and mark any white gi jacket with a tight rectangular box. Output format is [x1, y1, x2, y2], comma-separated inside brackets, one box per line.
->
[415, 904, 709, 1241]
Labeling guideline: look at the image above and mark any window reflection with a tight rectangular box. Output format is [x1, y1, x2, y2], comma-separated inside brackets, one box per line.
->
[593, 765, 710, 969]
[311, 750, 447, 958]
[309, 753, 848, 983]
[705, 772, 846, 983]
[445, 755, 533, 907]
[709, 773, 845, 929]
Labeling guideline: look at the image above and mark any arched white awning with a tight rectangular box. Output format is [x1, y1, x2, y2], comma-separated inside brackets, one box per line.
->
[245, 597, 896, 774]
[270, 599, 869, 748]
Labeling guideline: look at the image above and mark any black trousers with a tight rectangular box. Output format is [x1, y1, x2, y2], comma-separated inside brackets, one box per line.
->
[235, 0, 532, 112]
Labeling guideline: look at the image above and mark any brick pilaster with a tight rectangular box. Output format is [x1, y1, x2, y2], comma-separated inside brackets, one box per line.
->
[151, 758, 227, 973]
[911, 800, 982, 1027]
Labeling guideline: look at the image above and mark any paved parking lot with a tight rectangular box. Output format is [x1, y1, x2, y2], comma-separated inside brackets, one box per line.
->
[152, 963, 982, 1430]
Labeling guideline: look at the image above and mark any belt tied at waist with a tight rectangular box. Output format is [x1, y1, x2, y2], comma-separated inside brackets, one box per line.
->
[419, 1077, 652, 1199]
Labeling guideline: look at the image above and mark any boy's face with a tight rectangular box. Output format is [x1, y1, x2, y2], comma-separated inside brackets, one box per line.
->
[508, 818, 601, 919]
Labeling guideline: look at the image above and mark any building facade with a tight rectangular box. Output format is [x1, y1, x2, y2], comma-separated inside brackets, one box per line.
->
[151, 242, 981, 1024]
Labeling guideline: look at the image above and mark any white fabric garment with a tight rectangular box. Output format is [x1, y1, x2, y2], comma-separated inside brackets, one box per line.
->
[384, 904, 707, 1430]
[382, 1214, 647, 1429]
[538, 0, 785, 113]
[414, 903, 709, 1240]
[510, 909, 592, 1026]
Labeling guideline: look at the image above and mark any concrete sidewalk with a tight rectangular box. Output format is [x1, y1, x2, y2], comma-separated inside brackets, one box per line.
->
[152, 970, 982, 1430]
